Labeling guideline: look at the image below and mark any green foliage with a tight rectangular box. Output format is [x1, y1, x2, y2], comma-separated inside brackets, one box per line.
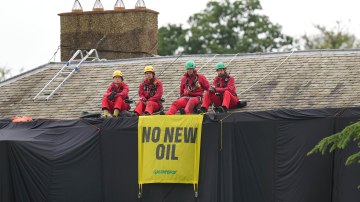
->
[303, 22, 360, 49]
[158, 0, 294, 55]
[307, 121, 360, 166]
[158, 24, 186, 55]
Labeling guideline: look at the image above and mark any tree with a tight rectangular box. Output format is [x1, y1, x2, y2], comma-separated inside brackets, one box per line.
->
[158, 0, 294, 55]
[302, 22, 360, 49]
[158, 24, 186, 55]
[308, 121, 360, 186]
[0, 67, 11, 82]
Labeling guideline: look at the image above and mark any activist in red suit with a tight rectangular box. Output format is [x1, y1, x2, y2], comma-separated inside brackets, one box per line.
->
[200, 62, 239, 113]
[134, 66, 163, 115]
[101, 70, 130, 117]
[166, 60, 210, 115]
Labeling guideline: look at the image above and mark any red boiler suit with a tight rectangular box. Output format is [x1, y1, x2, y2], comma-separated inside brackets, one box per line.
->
[134, 77, 163, 115]
[101, 82, 130, 113]
[167, 70, 210, 115]
[201, 73, 238, 110]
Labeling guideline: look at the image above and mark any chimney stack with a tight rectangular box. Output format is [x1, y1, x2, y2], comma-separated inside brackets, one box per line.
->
[59, 3, 158, 61]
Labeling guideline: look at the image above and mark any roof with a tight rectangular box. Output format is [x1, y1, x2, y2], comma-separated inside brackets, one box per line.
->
[1, 50, 360, 119]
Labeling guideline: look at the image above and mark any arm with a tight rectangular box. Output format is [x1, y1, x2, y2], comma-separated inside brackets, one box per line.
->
[180, 77, 186, 97]
[138, 82, 147, 101]
[201, 74, 210, 91]
[188, 75, 210, 97]
[148, 80, 163, 102]
[215, 76, 236, 94]
[103, 83, 113, 97]
[118, 83, 129, 99]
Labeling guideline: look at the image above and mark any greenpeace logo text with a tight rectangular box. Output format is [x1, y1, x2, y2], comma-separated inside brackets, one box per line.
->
[153, 170, 177, 175]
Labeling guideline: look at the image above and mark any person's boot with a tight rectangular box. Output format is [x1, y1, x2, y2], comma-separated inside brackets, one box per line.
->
[113, 109, 120, 117]
[179, 108, 186, 115]
[102, 109, 112, 118]
[218, 106, 228, 113]
[199, 107, 208, 113]
[159, 110, 165, 115]
[122, 111, 138, 117]
[237, 100, 247, 108]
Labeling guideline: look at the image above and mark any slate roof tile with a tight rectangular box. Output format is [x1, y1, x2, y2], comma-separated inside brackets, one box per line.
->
[0, 50, 359, 119]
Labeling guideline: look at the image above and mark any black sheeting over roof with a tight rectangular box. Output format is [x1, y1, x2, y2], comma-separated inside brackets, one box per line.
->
[0, 108, 360, 202]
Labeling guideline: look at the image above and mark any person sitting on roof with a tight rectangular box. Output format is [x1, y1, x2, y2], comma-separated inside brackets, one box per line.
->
[200, 62, 239, 113]
[166, 60, 210, 115]
[133, 66, 163, 116]
[101, 70, 130, 117]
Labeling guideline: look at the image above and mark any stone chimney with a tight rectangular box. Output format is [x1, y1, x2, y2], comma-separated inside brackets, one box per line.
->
[58, 8, 158, 61]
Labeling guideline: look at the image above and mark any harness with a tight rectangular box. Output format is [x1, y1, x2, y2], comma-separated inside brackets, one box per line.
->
[143, 79, 158, 97]
[109, 84, 130, 103]
[186, 75, 199, 92]
[215, 74, 237, 97]
[216, 74, 230, 88]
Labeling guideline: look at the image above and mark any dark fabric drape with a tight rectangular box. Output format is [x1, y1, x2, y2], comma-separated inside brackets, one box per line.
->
[218, 109, 336, 202]
[100, 116, 220, 202]
[219, 119, 276, 202]
[333, 108, 360, 202]
[276, 118, 334, 202]
[0, 120, 102, 202]
[1, 108, 360, 202]
[0, 141, 12, 202]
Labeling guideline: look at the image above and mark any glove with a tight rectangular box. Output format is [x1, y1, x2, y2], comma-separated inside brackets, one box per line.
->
[108, 91, 117, 101]
[209, 86, 216, 93]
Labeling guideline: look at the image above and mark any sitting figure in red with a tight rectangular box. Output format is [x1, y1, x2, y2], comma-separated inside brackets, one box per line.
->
[200, 62, 239, 113]
[134, 66, 163, 116]
[101, 70, 130, 117]
[166, 60, 209, 115]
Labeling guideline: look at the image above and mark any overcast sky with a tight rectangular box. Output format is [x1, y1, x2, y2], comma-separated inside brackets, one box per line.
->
[0, 0, 359, 77]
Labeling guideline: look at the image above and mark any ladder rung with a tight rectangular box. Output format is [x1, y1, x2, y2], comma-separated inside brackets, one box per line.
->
[43, 93, 59, 96]
[42, 90, 59, 96]
[34, 49, 97, 101]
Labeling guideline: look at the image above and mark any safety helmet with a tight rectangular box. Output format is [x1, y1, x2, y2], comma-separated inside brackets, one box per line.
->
[113, 70, 123, 78]
[185, 60, 195, 70]
[144, 66, 155, 73]
[215, 62, 226, 71]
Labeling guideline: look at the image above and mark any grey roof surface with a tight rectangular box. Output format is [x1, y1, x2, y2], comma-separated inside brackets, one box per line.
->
[1, 50, 360, 119]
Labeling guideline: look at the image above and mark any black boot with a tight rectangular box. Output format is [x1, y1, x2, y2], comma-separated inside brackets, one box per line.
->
[179, 108, 186, 115]
[237, 100, 247, 108]
[218, 106, 228, 113]
[122, 111, 138, 117]
[199, 107, 208, 113]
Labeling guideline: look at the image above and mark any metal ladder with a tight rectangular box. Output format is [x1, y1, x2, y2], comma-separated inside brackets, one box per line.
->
[34, 49, 99, 101]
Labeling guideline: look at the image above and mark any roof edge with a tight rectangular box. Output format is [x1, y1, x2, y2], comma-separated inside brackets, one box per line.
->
[0, 62, 53, 87]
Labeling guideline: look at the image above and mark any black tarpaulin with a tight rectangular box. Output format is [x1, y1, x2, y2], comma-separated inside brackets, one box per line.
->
[333, 108, 360, 202]
[100, 116, 220, 202]
[0, 108, 360, 202]
[0, 120, 102, 202]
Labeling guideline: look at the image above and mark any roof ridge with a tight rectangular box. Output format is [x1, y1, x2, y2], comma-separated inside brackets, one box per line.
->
[2, 49, 360, 87]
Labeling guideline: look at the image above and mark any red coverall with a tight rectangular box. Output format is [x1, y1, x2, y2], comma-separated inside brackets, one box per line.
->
[134, 77, 163, 115]
[201, 73, 239, 110]
[101, 82, 130, 113]
[167, 70, 210, 115]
